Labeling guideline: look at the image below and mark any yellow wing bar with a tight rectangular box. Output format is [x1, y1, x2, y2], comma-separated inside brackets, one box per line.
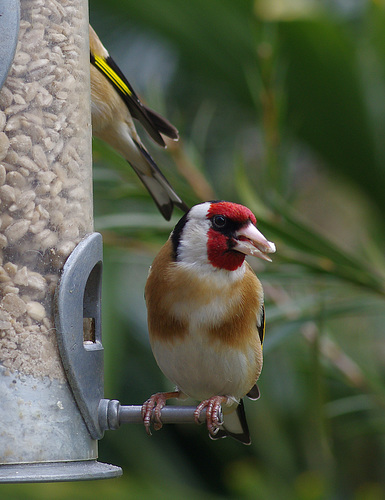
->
[92, 54, 133, 99]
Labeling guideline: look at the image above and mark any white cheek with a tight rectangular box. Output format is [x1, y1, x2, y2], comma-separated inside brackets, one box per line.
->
[175, 202, 212, 267]
[177, 220, 210, 267]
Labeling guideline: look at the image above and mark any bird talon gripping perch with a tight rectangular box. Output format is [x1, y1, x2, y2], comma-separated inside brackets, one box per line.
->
[141, 391, 181, 434]
[143, 201, 276, 444]
[194, 396, 226, 437]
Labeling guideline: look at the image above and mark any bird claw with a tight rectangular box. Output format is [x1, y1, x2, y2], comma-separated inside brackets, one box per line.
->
[141, 392, 166, 435]
[141, 391, 180, 435]
[194, 396, 226, 437]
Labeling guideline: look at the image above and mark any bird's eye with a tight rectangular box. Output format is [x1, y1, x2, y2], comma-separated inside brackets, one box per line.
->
[212, 215, 227, 229]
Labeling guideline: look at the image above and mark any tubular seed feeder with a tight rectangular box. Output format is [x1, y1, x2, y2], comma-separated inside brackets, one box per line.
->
[0, 0, 213, 483]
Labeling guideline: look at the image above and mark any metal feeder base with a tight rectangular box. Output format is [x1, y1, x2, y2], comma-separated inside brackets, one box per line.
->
[0, 460, 122, 483]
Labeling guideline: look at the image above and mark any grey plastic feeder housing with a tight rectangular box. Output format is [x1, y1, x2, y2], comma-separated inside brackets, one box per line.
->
[0, 0, 217, 483]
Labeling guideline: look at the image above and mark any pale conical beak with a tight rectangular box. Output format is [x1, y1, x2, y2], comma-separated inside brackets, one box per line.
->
[233, 222, 276, 262]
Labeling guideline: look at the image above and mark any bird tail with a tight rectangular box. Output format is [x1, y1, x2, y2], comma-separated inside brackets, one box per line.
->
[131, 140, 189, 221]
[141, 105, 179, 142]
[211, 399, 251, 445]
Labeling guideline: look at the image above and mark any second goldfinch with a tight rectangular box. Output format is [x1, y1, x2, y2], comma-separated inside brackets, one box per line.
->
[89, 25, 188, 220]
[142, 201, 276, 443]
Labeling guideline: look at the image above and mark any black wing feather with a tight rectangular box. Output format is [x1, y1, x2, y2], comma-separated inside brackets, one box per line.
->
[90, 53, 178, 146]
[210, 400, 251, 445]
[257, 304, 265, 346]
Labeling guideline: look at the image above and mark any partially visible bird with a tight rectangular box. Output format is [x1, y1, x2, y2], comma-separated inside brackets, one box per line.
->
[89, 25, 189, 220]
[142, 201, 276, 443]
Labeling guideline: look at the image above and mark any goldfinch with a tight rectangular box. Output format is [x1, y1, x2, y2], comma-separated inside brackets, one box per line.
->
[142, 201, 276, 444]
[89, 25, 188, 220]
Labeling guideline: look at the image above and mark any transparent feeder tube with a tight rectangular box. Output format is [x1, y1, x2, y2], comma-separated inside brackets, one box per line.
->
[0, 0, 98, 470]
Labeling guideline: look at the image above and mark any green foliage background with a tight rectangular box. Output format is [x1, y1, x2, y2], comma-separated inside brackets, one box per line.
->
[5, 1, 385, 498]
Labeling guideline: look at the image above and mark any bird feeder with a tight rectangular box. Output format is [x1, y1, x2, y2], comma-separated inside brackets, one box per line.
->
[0, 0, 214, 484]
[0, 0, 122, 482]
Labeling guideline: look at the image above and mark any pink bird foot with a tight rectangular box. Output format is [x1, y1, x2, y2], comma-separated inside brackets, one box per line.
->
[194, 396, 226, 437]
[141, 391, 180, 435]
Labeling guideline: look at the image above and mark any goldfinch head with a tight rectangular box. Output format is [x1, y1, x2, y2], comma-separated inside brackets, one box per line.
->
[171, 201, 276, 272]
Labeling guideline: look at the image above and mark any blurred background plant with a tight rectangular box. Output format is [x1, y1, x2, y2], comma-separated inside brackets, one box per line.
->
[6, 0, 385, 498]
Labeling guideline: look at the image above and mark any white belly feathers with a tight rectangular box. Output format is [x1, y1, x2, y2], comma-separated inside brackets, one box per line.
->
[151, 329, 258, 403]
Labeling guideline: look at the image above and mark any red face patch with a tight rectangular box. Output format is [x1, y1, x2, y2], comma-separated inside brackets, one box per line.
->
[206, 202, 256, 271]
[207, 228, 245, 271]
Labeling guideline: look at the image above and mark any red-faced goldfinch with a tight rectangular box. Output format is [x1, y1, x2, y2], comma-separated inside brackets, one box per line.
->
[89, 25, 189, 220]
[142, 201, 276, 444]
